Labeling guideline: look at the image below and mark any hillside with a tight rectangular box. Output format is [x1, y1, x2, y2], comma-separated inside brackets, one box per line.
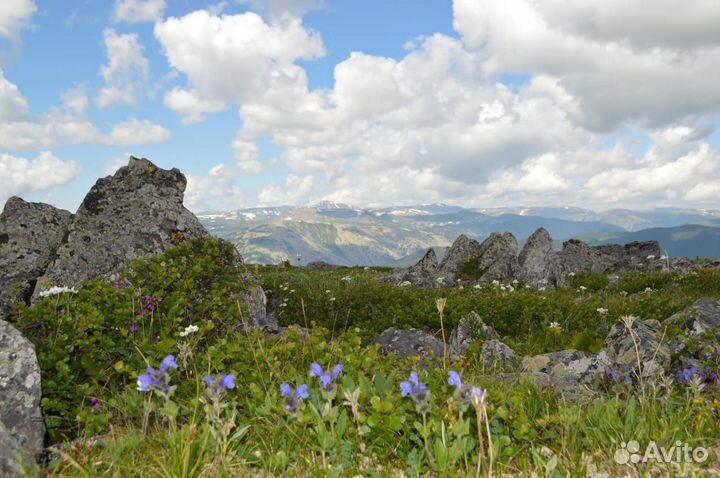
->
[586, 224, 720, 259]
[198, 204, 720, 266]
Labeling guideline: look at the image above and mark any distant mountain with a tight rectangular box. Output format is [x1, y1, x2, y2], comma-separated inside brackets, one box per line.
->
[197, 204, 720, 265]
[584, 225, 720, 259]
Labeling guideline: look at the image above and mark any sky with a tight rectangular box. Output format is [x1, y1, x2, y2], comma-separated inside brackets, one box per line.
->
[0, 0, 719, 213]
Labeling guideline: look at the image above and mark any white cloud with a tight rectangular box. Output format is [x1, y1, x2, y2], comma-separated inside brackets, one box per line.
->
[97, 29, 150, 108]
[185, 163, 245, 211]
[113, 0, 166, 24]
[155, 10, 324, 105]
[257, 174, 315, 206]
[0, 0, 36, 43]
[453, 0, 720, 131]
[0, 151, 80, 203]
[0, 69, 30, 121]
[164, 87, 227, 125]
[102, 119, 171, 146]
[60, 84, 89, 117]
[104, 156, 127, 176]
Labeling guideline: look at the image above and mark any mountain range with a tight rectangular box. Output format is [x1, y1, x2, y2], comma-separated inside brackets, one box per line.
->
[197, 203, 720, 266]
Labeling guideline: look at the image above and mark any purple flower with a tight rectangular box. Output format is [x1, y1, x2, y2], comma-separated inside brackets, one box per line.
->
[678, 366, 698, 384]
[90, 397, 101, 411]
[137, 355, 178, 394]
[309, 363, 343, 391]
[204, 374, 236, 398]
[128, 322, 139, 334]
[448, 370, 486, 406]
[280, 383, 309, 413]
[400, 371, 429, 403]
[448, 370, 462, 390]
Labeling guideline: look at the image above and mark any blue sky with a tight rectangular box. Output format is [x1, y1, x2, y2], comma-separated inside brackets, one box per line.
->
[1, 0, 719, 213]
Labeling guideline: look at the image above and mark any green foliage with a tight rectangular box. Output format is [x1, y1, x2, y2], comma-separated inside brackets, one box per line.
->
[13, 240, 720, 476]
[11, 237, 252, 441]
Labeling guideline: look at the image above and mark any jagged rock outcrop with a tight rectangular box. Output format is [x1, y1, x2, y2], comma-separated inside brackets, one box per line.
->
[474, 232, 518, 283]
[665, 297, 720, 336]
[517, 227, 564, 288]
[391, 248, 439, 288]
[373, 328, 445, 360]
[0, 198, 73, 318]
[559, 239, 660, 275]
[0, 320, 44, 460]
[438, 234, 484, 277]
[33, 156, 208, 294]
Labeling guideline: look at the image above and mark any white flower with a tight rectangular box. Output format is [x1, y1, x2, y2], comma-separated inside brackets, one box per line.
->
[180, 324, 199, 337]
[436, 276, 446, 283]
[660, 255, 668, 260]
[512, 279, 519, 284]
[330, 297, 336, 302]
[39, 286, 78, 298]
[548, 322, 563, 333]
[567, 272, 576, 277]
[578, 286, 587, 292]
[341, 276, 353, 282]
[596, 307, 608, 315]
[473, 284, 482, 289]
[491, 279, 500, 286]
[399, 281, 412, 287]
[647, 255, 655, 260]
[325, 289, 331, 293]
[644, 287, 653, 293]
[538, 286, 546, 292]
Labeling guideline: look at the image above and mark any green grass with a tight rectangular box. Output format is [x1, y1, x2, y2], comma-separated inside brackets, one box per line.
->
[10, 238, 720, 477]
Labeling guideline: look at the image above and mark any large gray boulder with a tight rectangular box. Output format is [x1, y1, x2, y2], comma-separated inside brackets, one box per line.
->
[34, 156, 208, 294]
[373, 328, 445, 360]
[475, 232, 518, 283]
[0, 319, 44, 458]
[601, 317, 670, 381]
[0, 421, 34, 478]
[558, 239, 614, 274]
[517, 228, 564, 288]
[448, 311, 499, 360]
[559, 239, 661, 275]
[438, 234, 484, 277]
[479, 340, 520, 370]
[665, 297, 720, 336]
[0, 197, 73, 317]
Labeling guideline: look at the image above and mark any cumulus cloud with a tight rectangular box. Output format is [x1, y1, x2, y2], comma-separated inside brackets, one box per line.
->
[0, 0, 36, 43]
[0, 69, 30, 121]
[453, 0, 720, 131]
[60, 84, 89, 117]
[102, 119, 171, 146]
[185, 163, 245, 211]
[257, 174, 315, 206]
[164, 87, 227, 125]
[0, 151, 80, 203]
[97, 29, 150, 108]
[113, 0, 166, 24]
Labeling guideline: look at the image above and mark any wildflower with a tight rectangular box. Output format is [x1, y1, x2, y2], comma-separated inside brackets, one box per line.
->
[578, 285, 587, 292]
[310, 363, 343, 391]
[128, 321, 139, 334]
[596, 307, 608, 315]
[473, 284, 482, 290]
[341, 276, 353, 283]
[113, 274, 132, 290]
[280, 383, 309, 413]
[399, 281, 412, 287]
[137, 355, 179, 394]
[447, 370, 486, 407]
[325, 290, 331, 294]
[567, 272, 576, 277]
[90, 397, 101, 411]
[400, 372, 430, 407]
[548, 322, 562, 332]
[203, 374, 236, 398]
[491, 280, 499, 286]
[39, 286, 78, 298]
[180, 324, 199, 337]
[647, 254, 655, 260]
[678, 366, 698, 384]
[141, 296, 163, 316]
[644, 287, 653, 293]
[538, 286, 546, 292]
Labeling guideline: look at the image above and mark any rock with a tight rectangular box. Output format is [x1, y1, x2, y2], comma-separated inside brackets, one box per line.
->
[438, 234, 484, 277]
[244, 285, 268, 328]
[522, 349, 592, 374]
[601, 316, 670, 380]
[0, 319, 44, 457]
[34, 157, 208, 295]
[559, 239, 661, 275]
[479, 340, 520, 370]
[665, 298, 720, 336]
[0, 420, 35, 478]
[411, 248, 438, 273]
[448, 311, 498, 360]
[373, 328, 446, 360]
[517, 228, 564, 288]
[558, 239, 613, 274]
[0, 197, 73, 318]
[390, 248, 440, 288]
[475, 232, 518, 283]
